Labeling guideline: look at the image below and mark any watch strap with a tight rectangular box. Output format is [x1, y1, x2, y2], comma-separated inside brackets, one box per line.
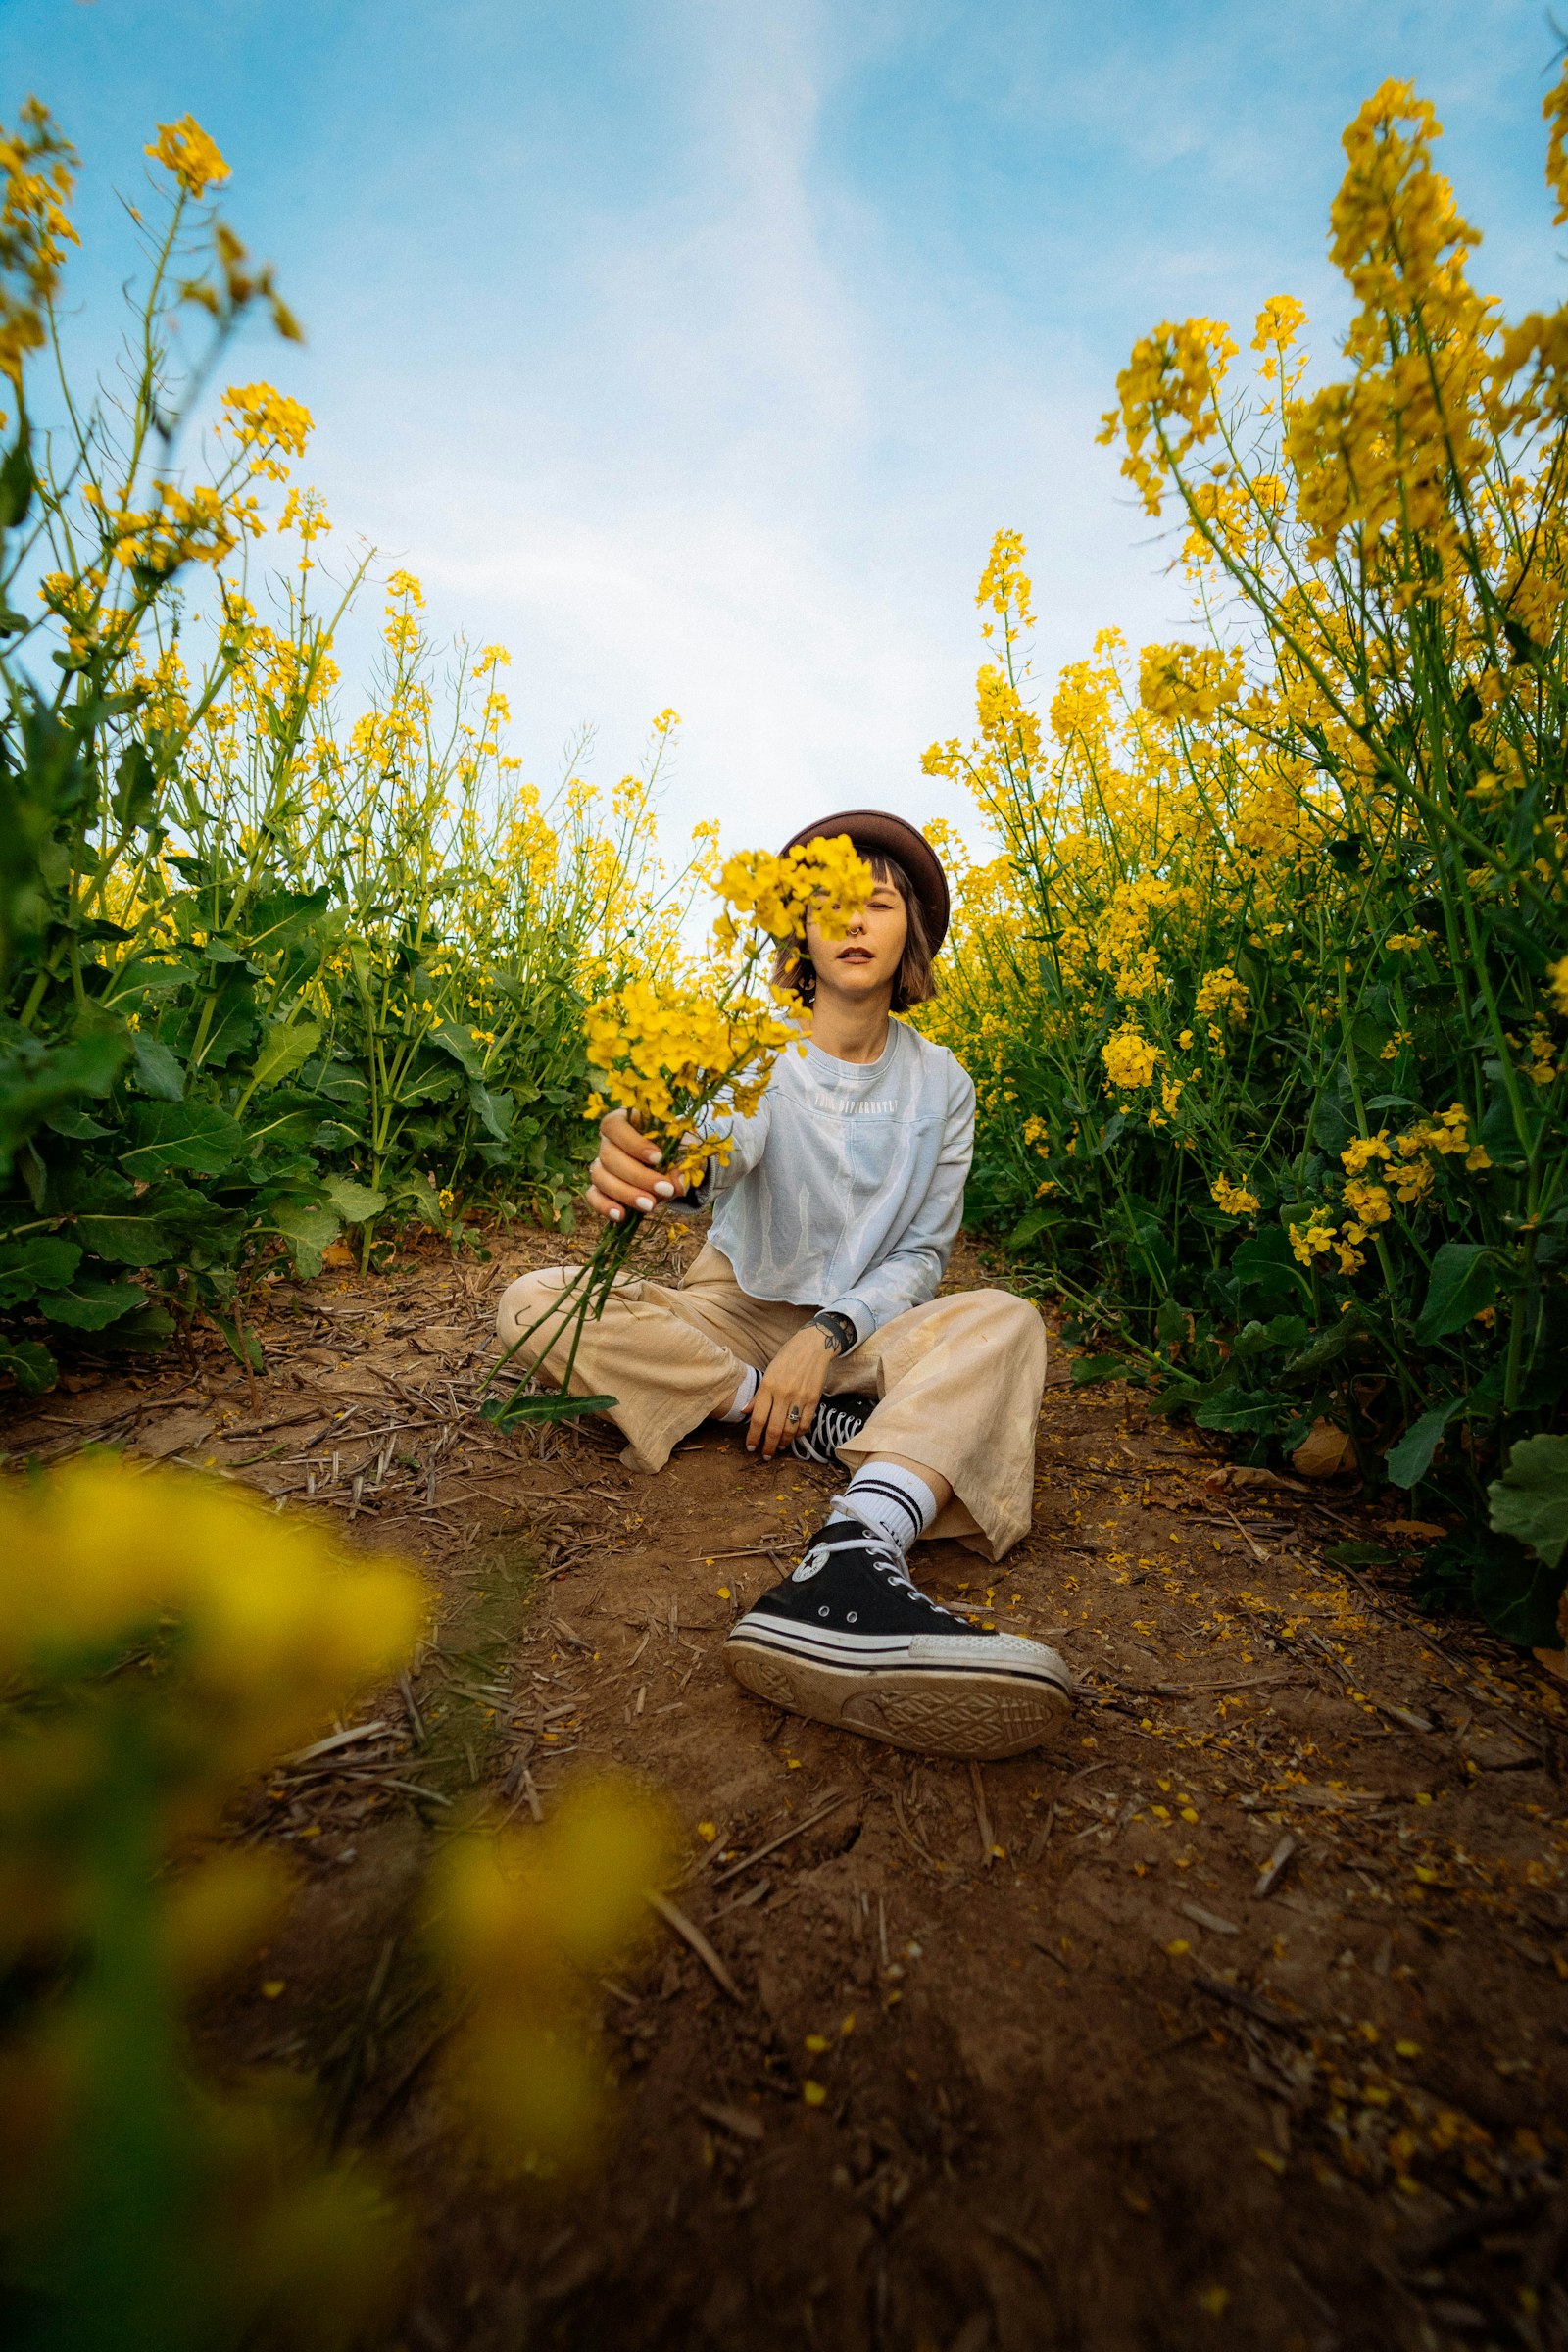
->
[810, 1309, 858, 1356]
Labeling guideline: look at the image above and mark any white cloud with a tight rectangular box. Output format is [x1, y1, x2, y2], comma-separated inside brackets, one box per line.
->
[308, 0, 1191, 867]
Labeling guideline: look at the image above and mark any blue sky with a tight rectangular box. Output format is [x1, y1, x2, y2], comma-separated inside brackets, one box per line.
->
[5, 0, 1564, 858]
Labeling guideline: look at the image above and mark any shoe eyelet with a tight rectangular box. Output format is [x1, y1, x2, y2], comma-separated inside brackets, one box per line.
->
[847, 1610, 858, 1624]
[817, 1605, 829, 1619]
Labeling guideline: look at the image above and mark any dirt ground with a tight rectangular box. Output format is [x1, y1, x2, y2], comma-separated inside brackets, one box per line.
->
[6, 1214, 1568, 2352]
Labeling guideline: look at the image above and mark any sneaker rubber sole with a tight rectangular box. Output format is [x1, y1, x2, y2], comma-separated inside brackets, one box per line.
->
[723, 1631, 1071, 1760]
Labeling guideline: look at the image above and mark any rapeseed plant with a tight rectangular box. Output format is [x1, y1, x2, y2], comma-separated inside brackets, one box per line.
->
[0, 106, 712, 1390]
[925, 72, 1568, 1645]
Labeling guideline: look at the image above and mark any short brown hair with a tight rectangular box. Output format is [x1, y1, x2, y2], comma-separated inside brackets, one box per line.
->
[772, 849, 939, 1014]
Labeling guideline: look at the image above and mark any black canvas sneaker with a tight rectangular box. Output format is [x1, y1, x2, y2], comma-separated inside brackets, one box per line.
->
[723, 1513, 1072, 1759]
[789, 1394, 876, 1466]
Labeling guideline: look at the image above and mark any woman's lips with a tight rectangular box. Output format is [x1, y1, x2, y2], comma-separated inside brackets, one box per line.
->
[838, 947, 872, 961]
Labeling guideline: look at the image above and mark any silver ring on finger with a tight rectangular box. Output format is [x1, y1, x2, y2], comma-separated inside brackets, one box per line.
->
[786, 1405, 802, 1424]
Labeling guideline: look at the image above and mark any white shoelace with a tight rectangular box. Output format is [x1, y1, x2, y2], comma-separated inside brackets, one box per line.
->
[793, 1517, 957, 1619]
[792, 1397, 870, 1462]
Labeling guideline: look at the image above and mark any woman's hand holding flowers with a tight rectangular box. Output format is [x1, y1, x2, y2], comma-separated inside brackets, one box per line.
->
[587, 1109, 688, 1223]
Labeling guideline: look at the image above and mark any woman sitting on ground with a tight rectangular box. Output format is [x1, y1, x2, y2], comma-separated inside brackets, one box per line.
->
[496, 808, 1073, 1760]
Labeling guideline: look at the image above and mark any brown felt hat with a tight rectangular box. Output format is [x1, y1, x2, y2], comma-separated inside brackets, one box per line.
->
[779, 808, 950, 956]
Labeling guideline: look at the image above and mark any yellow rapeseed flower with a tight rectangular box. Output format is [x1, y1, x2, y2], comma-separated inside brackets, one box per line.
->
[144, 115, 230, 200]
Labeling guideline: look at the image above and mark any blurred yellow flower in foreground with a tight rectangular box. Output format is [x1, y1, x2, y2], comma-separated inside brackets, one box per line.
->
[0, 1459, 425, 2344]
[426, 1777, 681, 2170]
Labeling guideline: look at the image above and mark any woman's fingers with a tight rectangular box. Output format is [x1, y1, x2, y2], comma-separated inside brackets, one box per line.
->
[748, 1394, 784, 1458]
[587, 1152, 669, 1217]
[745, 1383, 775, 1456]
[747, 1382, 804, 1459]
[583, 1123, 690, 1220]
[602, 1109, 662, 1167]
[600, 1136, 675, 1199]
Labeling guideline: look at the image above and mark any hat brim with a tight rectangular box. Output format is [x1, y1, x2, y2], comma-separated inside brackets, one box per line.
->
[777, 808, 950, 956]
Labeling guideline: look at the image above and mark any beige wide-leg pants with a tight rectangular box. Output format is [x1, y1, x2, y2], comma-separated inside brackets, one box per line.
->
[495, 1243, 1047, 1561]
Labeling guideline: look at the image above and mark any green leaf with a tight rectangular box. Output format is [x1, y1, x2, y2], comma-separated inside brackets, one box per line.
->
[469, 1081, 514, 1142]
[1385, 1400, 1462, 1489]
[1154, 1297, 1188, 1348]
[1311, 1095, 1354, 1155]
[243, 1104, 318, 1157]
[244, 886, 333, 955]
[0, 1029, 129, 1168]
[1008, 1206, 1052, 1250]
[380, 1166, 443, 1225]
[1193, 1395, 1285, 1434]
[480, 1391, 618, 1429]
[112, 743, 159, 830]
[72, 1207, 173, 1267]
[429, 1017, 484, 1078]
[1230, 1227, 1305, 1312]
[1413, 1243, 1497, 1345]
[247, 1018, 321, 1093]
[1069, 1353, 1128, 1387]
[1233, 1314, 1310, 1360]
[121, 1102, 247, 1179]
[45, 1105, 114, 1139]
[192, 979, 259, 1070]
[1324, 1542, 1396, 1568]
[37, 1277, 145, 1331]
[309, 1064, 370, 1107]
[0, 428, 35, 530]
[130, 1030, 186, 1102]
[311, 1119, 360, 1152]
[270, 1198, 342, 1278]
[1472, 1549, 1564, 1647]
[0, 1235, 81, 1307]
[0, 1336, 56, 1394]
[209, 1311, 264, 1375]
[323, 1175, 387, 1224]
[121, 1096, 248, 1176]
[99, 1302, 176, 1351]
[1488, 1433, 1568, 1572]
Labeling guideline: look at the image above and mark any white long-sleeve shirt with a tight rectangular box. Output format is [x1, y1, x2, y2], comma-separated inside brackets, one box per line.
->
[699, 1019, 976, 1345]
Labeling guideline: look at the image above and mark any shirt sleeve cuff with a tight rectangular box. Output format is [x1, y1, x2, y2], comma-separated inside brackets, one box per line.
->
[823, 1295, 876, 1348]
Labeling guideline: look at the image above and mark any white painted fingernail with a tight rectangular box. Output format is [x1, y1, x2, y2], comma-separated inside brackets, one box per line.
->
[636, 1195, 654, 1211]
[654, 1180, 674, 1198]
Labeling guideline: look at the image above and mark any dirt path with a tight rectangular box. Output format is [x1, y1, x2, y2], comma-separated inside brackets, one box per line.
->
[7, 1221, 1567, 2351]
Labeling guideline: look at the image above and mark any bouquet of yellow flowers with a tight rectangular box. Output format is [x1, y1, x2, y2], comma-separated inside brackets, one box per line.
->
[482, 835, 872, 1427]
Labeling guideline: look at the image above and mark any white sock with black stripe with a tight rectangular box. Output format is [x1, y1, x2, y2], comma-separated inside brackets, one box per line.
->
[828, 1461, 938, 1554]
[717, 1364, 760, 1424]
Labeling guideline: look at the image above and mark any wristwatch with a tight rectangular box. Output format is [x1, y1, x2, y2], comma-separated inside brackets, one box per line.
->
[810, 1309, 858, 1357]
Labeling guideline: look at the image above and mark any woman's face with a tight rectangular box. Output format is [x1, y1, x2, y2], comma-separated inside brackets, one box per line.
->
[804, 871, 908, 1006]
